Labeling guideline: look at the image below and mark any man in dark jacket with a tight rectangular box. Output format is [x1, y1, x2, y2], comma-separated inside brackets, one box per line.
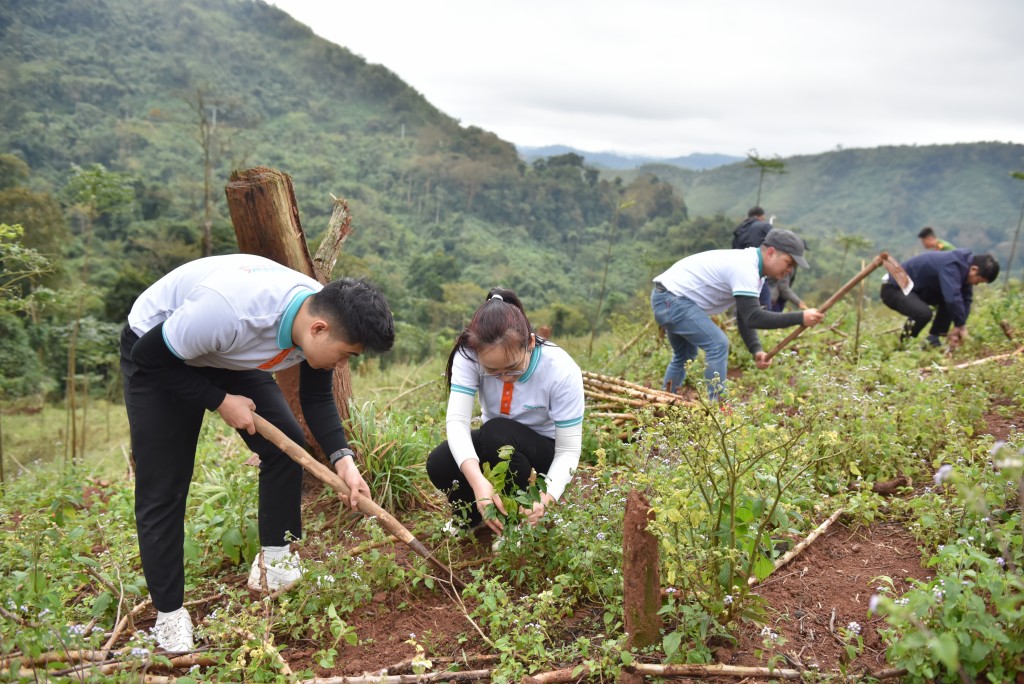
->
[732, 206, 773, 250]
[732, 207, 776, 307]
[880, 249, 999, 348]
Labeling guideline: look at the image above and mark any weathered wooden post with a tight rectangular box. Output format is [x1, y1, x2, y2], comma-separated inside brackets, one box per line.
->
[622, 489, 663, 659]
[224, 166, 354, 459]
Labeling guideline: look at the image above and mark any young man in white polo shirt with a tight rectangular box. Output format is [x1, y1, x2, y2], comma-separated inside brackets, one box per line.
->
[120, 254, 394, 652]
[651, 229, 824, 400]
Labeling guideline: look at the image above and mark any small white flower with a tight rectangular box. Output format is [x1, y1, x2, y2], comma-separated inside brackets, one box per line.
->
[724, 595, 734, 604]
[847, 622, 861, 635]
[996, 557, 1006, 567]
[933, 464, 953, 485]
[868, 595, 881, 613]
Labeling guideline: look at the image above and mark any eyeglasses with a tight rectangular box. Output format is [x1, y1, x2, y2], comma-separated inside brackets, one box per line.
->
[480, 349, 530, 378]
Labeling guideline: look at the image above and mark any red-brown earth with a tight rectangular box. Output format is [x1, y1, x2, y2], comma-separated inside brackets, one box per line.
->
[116, 400, 1020, 682]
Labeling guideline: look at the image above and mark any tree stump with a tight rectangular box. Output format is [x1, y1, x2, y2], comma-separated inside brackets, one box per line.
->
[224, 166, 354, 459]
[623, 488, 663, 649]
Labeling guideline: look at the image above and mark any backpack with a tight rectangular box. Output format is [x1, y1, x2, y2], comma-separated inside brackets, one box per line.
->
[731, 218, 772, 250]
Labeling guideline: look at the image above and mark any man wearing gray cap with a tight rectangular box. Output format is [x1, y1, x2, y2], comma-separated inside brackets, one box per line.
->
[651, 228, 825, 401]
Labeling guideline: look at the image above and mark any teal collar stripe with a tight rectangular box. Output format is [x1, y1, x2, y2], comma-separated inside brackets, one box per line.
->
[277, 289, 316, 349]
[757, 248, 764, 277]
[517, 344, 542, 383]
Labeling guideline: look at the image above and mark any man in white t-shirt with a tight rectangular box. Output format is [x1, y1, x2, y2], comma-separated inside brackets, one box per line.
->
[650, 229, 824, 400]
[120, 254, 394, 652]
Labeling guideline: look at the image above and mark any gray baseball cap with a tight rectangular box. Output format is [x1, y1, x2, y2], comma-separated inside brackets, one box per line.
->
[763, 228, 810, 269]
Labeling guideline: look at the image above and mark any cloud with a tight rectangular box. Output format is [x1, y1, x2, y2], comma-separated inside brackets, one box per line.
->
[271, 0, 1024, 157]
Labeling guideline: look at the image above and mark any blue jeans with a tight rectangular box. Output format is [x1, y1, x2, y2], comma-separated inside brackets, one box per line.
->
[651, 288, 730, 400]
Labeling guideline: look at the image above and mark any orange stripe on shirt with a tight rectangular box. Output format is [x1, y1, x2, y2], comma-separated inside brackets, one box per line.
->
[500, 381, 514, 415]
[258, 346, 295, 370]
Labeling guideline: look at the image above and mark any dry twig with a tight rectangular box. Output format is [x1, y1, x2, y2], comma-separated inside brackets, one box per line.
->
[749, 508, 845, 587]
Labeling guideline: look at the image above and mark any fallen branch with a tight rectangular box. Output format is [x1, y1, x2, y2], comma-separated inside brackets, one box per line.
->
[301, 669, 493, 684]
[614, 320, 654, 359]
[919, 344, 1024, 373]
[625, 663, 803, 679]
[522, 664, 591, 684]
[94, 652, 218, 676]
[385, 654, 499, 675]
[748, 508, 845, 587]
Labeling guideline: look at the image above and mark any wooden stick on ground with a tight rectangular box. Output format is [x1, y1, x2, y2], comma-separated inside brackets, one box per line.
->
[748, 508, 845, 587]
[626, 663, 804, 680]
[300, 670, 492, 684]
[919, 344, 1024, 373]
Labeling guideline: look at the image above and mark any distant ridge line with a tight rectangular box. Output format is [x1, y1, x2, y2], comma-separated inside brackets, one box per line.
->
[517, 145, 743, 171]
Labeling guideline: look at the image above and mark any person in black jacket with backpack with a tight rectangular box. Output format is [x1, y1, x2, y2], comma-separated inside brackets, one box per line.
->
[732, 207, 774, 250]
[733, 207, 794, 309]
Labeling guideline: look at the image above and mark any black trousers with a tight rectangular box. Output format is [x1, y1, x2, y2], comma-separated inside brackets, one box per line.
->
[120, 326, 304, 612]
[880, 284, 950, 338]
[425, 417, 555, 527]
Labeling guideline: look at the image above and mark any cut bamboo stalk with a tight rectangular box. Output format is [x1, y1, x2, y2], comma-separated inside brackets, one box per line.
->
[748, 508, 845, 587]
[583, 370, 679, 397]
[583, 388, 648, 408]
[589, 412, 636, 421]
[583, 378, 684, 405]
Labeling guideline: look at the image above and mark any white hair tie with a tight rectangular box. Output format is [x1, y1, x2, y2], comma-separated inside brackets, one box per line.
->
[490, 294, 504, 301]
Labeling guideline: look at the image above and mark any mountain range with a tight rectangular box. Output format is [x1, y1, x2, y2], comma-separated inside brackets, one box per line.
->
[518, 146, 742, 171]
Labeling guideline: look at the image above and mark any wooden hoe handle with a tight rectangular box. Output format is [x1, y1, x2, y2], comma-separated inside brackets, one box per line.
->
[764, 254, 885, 360]
[251, 412, 466, 590]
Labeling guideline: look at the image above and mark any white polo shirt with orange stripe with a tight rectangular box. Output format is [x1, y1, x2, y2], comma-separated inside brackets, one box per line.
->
[655, 246, 764, 314]
[447, 343, 585, 500]
[127, 254, 320, 372]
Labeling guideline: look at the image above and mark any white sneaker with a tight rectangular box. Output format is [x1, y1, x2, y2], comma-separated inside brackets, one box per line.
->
[153, 607, 194, 652]
[247, 550, 302, 591]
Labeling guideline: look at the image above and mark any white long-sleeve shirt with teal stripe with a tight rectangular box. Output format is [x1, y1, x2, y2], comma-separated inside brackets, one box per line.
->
[446, 343, 585, 501]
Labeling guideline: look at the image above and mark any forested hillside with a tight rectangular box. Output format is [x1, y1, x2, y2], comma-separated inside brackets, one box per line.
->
[623, 142, 1024, 258]
[1, 0, 1022, 402]
[0, 0, 686, 336]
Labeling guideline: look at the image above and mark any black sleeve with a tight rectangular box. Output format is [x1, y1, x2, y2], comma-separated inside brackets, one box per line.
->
[299, 361, 349, 455]
[734, 296, 805, 354]
[130, 322, 226, 411]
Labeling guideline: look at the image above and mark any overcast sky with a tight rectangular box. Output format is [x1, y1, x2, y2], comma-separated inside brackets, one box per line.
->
[269, 0, 1024, 159]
